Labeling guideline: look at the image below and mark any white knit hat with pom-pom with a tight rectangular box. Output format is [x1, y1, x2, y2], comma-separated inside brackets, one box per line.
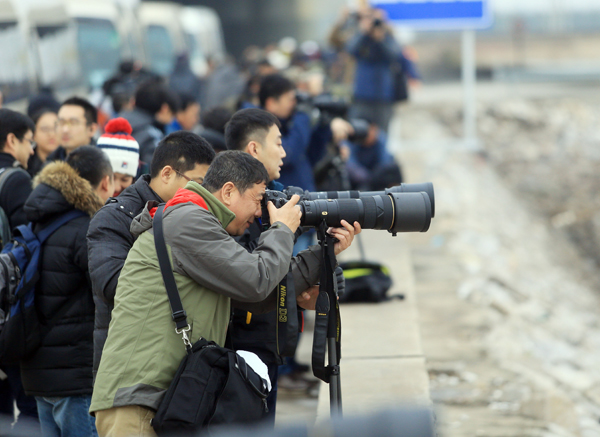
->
[96, 118, 140, 177]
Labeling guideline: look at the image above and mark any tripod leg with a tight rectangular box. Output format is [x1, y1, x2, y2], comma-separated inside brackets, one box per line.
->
[328, 337, 343, 416]
[355, 233, 366, 261]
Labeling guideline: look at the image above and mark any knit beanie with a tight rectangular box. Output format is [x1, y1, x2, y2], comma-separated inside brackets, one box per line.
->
[96, 118, 140, 178]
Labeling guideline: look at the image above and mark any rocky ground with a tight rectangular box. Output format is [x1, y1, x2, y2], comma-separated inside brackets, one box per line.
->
[395, 82, 600, 437]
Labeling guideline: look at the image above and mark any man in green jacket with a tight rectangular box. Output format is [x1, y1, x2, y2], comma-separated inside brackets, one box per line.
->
[90, 151, 359, 436]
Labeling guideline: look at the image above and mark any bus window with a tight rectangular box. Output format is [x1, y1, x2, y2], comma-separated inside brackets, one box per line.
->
[145, 25, 174, 76]
[76, 17, 120, 89]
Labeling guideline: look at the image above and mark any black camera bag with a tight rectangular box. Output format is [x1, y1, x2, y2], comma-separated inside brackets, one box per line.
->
[151, 205, 269, 436]
[338, 261, 393, 303]
[152, 339, 268, 435]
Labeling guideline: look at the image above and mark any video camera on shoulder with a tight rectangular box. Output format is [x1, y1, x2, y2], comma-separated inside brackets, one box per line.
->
[261, 182, 435, 236]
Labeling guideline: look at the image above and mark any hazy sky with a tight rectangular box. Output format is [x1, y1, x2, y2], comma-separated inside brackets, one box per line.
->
[492, 0, 600, 14]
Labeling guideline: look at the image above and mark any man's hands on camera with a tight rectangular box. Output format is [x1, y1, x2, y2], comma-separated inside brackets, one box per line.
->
[267, 194, 302, 234]
[330, 117, 354, 142]
[329, 220, 362, 255]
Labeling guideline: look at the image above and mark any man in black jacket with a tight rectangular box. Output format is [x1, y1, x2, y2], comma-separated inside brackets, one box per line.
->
[87, 131, 215, 377]
[225, 108, 355, 423]
[225, 108, 289, 424]
[0, 109, 37, 435]
[19, 146, 114, 436]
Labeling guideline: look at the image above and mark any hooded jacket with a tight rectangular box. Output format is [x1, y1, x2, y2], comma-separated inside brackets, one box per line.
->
[19, 161, 104, 397]
[90, 182, 321, 413]
[87, 174, 162, 376]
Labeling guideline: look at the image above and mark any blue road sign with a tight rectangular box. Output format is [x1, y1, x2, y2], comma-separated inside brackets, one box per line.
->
[370, 1, 492, 30]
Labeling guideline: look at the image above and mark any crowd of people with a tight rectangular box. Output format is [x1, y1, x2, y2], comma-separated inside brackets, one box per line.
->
[0, 4, 416, 437]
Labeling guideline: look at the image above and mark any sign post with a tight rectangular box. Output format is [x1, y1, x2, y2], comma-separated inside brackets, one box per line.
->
[462, 29, 476, 148]
[371, 1, 492, 149]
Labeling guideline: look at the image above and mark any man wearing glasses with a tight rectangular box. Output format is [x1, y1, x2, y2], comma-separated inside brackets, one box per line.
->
[48, 97, 99, 162]
[87, 131, 216, 381]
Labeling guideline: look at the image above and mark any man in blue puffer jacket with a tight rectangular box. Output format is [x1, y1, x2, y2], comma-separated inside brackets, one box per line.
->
[346, 8, 400, 133]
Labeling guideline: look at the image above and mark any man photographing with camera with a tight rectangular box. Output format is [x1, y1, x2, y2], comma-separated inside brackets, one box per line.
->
[346, 7, 401, 133]
[225, 108, 359, 422]
[259, 74, 353, 193]
[90, 150, 359, 436]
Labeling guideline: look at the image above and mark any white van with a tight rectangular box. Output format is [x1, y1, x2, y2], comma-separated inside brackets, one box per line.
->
[138, 2, 225, 78]
[27, 1, 82, 91]
[138, 2, 186, 77]
[16, 0, 143, 94]
[0, 0, 37, 103]
[180, 6, 226, 77]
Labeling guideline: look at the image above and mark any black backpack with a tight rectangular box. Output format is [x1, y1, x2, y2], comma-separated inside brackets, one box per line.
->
[0, 209, 87, 364]
[338, 261, 394, 303]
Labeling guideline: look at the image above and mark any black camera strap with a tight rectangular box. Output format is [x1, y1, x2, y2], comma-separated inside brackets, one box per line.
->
[312, 222, 342, 385]
[153, 204, 193, 353]
[275, 265, 299, 357]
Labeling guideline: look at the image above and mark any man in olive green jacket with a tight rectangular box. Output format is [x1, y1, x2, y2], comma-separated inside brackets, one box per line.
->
[91, 151, 359, 437]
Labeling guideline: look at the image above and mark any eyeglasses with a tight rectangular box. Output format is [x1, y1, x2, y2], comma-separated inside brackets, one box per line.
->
[175, 170, 203, 184]
[38, 125, 58, 134]
[22, 137, 36, 148]
[58, 118, 86, 128]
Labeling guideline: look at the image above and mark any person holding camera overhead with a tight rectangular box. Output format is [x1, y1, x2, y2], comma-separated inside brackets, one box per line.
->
[346, 7, 401, 133]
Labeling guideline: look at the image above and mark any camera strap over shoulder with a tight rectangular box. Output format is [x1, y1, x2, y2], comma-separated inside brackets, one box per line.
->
[312, 223, 342, 383]
[276, 265, 299, 357]
[153, 204, 193, 352]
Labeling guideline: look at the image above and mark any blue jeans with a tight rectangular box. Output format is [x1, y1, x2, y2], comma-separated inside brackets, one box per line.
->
[35, 395, 98, 437]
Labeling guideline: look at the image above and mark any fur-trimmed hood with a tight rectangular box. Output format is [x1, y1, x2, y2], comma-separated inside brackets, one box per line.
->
[24, 161, 104, 223]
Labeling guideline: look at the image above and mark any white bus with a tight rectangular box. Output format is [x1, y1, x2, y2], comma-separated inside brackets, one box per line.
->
[138, 2, 225, 78]
[1, 0, 224, 105]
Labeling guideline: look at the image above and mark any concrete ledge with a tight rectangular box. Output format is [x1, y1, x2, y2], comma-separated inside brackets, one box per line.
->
[316, 357, 431, 418]
[339, 299, 422, 359]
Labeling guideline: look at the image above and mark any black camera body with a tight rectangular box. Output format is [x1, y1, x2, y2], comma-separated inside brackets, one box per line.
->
[261, 183, 434, 236]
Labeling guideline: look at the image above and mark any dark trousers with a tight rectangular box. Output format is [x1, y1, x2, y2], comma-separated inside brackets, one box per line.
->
[0, 366, 40, 435]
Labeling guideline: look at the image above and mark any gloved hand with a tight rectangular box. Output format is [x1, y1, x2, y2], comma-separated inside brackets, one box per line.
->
[335, 265, 345, 297]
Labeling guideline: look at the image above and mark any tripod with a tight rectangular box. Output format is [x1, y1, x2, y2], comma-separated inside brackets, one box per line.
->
[312, 222, 343, 415]
[313, 141, 367, 261]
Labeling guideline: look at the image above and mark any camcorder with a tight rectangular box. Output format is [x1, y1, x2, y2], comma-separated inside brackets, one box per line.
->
[261, 182, 435, 235]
